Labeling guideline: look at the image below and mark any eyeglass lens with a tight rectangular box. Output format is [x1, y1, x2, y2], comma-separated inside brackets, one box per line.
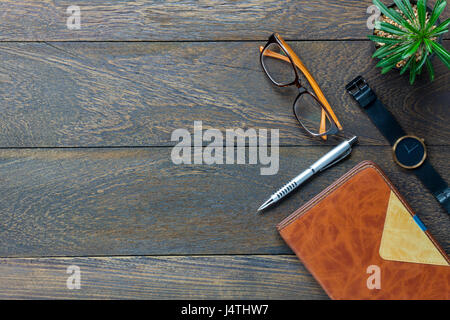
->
[261, 43, 296, 86]
[294, 92, 332, 135]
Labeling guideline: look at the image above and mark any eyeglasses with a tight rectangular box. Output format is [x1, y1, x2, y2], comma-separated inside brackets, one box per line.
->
[260, 33, 342, 139]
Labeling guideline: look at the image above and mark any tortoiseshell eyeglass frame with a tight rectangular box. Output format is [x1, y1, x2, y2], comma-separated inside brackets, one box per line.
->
[260, 33, 342, 138]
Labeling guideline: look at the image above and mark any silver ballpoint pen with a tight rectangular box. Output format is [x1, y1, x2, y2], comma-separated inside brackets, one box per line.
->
[257, 136, 358, 212]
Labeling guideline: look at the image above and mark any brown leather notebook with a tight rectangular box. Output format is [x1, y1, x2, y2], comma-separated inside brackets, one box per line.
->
[278, 161, 449, 300]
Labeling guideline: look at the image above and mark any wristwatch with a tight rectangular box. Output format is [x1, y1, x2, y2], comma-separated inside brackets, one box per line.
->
[345, 76, 450, 213]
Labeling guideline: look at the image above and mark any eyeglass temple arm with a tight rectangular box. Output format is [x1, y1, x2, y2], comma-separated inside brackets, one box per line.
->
[259, 46, 343, 135]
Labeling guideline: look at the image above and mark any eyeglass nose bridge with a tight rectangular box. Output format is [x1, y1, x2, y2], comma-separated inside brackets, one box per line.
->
[297, 86, 307, 94]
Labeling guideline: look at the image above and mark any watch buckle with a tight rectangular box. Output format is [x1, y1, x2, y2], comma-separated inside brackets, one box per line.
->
[345, 76, 377, 108]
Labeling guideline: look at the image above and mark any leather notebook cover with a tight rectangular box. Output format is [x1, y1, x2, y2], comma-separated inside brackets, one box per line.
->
[277, 160, 450, 300]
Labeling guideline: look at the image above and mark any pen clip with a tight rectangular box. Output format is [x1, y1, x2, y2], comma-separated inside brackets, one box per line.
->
[319, 148, 353, 172]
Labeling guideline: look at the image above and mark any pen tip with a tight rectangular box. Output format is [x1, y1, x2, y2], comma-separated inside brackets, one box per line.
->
[258, 198, 274, 212]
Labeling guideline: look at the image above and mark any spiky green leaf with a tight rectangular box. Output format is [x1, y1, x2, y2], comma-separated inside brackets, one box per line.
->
[416, 50, 429, 74]
[377, 50, 407, 68]
[425, 56, 435, 81]
[373, 0, 402, 22]
[433, 49, 450, 69]
[394, 0, 415, 22]
[428, 29, 448, 37]
[381, 65, 395, 74]
[430, 40, 450, 64]
[373, 41, 413, 59]
[400, 56, 413, 75]
[401, 40, 421, 59]
[423, 38, 433, 53]
[428, 18, 450, 36]
[375, 21, 411, 35]
[401, 0, 416, 22]
[372, 43, 398, 58]
[376, 41, 413, 58]
[417, 0, 427, 29]
[367, 35, 406, 44]
[389, 8, 418, 32]
[409, 57, 417, 84]
[426, 0, 447, 31]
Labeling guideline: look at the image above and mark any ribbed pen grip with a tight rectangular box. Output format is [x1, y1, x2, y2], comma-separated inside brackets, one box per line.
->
[275, 179, 298, 199]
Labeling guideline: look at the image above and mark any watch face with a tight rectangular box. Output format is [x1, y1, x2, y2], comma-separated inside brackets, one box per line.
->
[393, 136, 426, 169]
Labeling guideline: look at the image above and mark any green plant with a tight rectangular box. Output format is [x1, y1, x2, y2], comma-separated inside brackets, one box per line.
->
[369, 0, 450, 84]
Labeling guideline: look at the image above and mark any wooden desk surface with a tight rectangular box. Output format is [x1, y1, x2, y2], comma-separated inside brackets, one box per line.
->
[0, 0, 448, 299]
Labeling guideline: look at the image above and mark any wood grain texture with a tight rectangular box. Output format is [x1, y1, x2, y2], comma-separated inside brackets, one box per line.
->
[1, 0, 449, 300]
[0, 146, 448, 258]
[0, 40, 448, 147]
[0, 255, 327, 299]
[0, 0, 448, 41]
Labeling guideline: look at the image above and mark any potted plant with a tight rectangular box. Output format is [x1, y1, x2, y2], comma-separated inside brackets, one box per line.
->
[369, 0, 450, 84]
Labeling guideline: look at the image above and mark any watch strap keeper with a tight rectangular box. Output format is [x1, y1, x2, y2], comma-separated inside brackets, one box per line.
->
[345, 76, 406, 145]
[415, 160, 450, 213]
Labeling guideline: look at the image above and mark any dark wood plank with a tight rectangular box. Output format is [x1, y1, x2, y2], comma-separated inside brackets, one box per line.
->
[0, 0, 448, 41]
[0, 40, 448, 147]
[0, 146, 448, 257]
[0, 255, 326, 299]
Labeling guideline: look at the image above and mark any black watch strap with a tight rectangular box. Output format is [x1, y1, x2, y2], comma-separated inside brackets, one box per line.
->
[345, 76, 406, 145]
[415, 161, 450, 212]
[346, 76, 450, 214]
